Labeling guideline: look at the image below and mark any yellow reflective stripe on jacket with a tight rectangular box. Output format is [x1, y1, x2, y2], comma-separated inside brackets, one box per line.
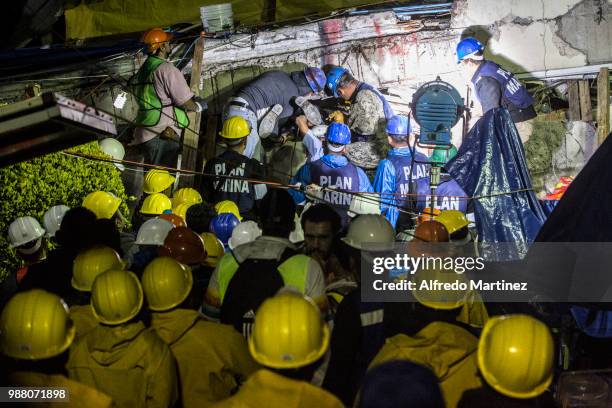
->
[217, 254, 309, 303]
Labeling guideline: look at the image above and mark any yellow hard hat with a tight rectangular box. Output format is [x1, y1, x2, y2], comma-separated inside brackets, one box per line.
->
[412, 267, 468, 310]
[201, 232, 224, 267]
[435, 210, 469, 235]
[214, 200, 243, 221]
[141, 257, 193, 311]
[82, 191, 121, 219]
[72, 246, 125, 292]
[173, 188, 203, 207]
[172, 202, 194, 222]
[91, 269, 143, 325]
[0, 289, 76, 360]
[219, 116, 250, 139]
[140, 193, 172, 215]
[143, 169, 175, 194]
[249, 291, 329, 369]
[478, 314, 554, 399]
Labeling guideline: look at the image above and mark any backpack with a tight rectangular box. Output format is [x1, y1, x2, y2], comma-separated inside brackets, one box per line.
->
[220, 247, 298, 338]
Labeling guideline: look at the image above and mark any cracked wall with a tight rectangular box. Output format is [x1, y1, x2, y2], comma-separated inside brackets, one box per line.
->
[449, 0, 612, 72]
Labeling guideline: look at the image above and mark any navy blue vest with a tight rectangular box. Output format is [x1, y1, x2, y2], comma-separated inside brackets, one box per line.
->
[472, 61, 534, 109]
[387, 152, 430, 209]
[357, 82, 395, 120]
[309, 158, 360, 224]
[416, 176, 468, 213]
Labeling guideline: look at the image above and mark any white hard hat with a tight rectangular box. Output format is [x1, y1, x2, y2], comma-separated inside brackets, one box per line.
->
[99, 138, 125, 171]
[135, 218, 174, 246]
[348, 193, 381, 218]
[43, 205, 70, 237]
[228, 221, 262, 250]
[8, 216, 46, 247]
[341, 214, 395, 250]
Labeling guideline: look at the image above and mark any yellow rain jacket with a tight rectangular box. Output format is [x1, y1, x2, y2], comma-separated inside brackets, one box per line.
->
[212, 369, 344, 408]
[151, 308, 260, 407]
[9, 372, 113, 408]
[66, 321, 178, 408]
[369, 322, 482, 408]
[69, 304, 98, 339]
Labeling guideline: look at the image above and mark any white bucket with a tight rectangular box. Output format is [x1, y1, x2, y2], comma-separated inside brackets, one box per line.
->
[200, 3, 234, 32]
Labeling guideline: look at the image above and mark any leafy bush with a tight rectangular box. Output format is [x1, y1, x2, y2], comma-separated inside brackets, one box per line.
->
[0, 142, 129, 280]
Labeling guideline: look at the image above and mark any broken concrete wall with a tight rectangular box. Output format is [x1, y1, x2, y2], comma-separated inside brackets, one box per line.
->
[451, 0, 612, 72]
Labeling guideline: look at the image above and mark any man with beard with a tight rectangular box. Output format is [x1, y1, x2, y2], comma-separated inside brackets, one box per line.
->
[300, 204, 343, 282]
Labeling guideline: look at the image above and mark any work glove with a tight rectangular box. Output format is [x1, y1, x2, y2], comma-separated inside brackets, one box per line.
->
[327, 110, 345, 123]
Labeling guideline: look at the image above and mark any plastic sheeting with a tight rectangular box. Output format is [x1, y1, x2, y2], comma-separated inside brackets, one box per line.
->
[445, 108, 545, 255]
[65, 0, 376, 40]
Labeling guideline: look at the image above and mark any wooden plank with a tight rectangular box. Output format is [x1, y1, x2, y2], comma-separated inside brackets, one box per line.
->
[201, 115, 219, 168]
[178, 35, 205, 188]
[567, 80, 581, 121]
[597, 68, 610, 145]
[578, 80, 592, 121]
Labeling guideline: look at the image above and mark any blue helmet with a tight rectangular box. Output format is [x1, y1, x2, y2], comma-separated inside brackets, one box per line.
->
[456, 37, 484, 64]
[209, 213, 240, 245]
[326, 67, 348, 97]
[386, 115, 410, 139]
[326, 122, 351, 146]
[304, 67, 327, 93]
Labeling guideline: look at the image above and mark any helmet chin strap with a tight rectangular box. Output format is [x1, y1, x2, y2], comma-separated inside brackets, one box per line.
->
[17, 237, 42, 255]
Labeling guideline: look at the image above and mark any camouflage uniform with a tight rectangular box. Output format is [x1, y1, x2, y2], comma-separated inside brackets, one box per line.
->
[348, 89, 386, 137]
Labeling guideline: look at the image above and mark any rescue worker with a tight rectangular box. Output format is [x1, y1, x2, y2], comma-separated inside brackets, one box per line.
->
[203, 116, 267, 219]
[373, 115, 430, 230]
[141, 257, 259, 407]
[67, 269, 178, 408]
[300, 203, 343, 282]
[415, 175, 469, 215]
[458, 315, 556, 407]
[70, 246, 125, 338]
[295, 117, 327, 162]
[185, 202, 217, 234]
[369, 267, 486, 408]
[325, 67, 394, 142]
[203, 189, 328, 331]
[456, 37, 536, 143]
[132, 217, 174, 274]
[128, 27, 207, 167]
[322, 215, 397, 405]
[42, 205, 70, 242]
[224, 67, 327, 160]
[6, 216, 47, 297]
[290, 122, 373, 226]
[1, 290, 113, 407]
[212, 291, 344, 408]
[131, 169, 175, 222]
[17, 207, 97, 302]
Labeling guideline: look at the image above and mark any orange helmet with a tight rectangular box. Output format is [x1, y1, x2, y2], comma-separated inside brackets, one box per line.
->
[159, 213, 186, 228]
[142, 28, 173, 53]
[414, 220, 449, 243]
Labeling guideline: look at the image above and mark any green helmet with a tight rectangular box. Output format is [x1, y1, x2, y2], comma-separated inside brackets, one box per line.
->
[430, 145, 458, 164]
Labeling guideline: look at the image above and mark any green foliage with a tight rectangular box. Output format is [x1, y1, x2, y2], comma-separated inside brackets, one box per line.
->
[0, 142, 129, 279]
[524, 119, 567, 175]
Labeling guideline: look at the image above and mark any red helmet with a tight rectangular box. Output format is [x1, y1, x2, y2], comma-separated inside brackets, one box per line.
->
[157, 227, 206, 265]
[142, 28, 173, 53]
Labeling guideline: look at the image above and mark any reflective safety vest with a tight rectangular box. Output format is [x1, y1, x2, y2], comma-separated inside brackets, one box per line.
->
[472, 61, 534, 110]
[216, 252, 310, 304]
[129, 56, 189, 128]
[356, 82, 395, 120]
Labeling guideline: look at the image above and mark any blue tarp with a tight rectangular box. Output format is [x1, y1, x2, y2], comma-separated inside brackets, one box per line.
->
[446, 108, 545, 254]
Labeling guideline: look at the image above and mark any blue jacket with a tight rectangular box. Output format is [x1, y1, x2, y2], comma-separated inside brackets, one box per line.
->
[373, 147, 430, 228]
[415, 176, 469, 213]
[289, 154, 374, 208]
